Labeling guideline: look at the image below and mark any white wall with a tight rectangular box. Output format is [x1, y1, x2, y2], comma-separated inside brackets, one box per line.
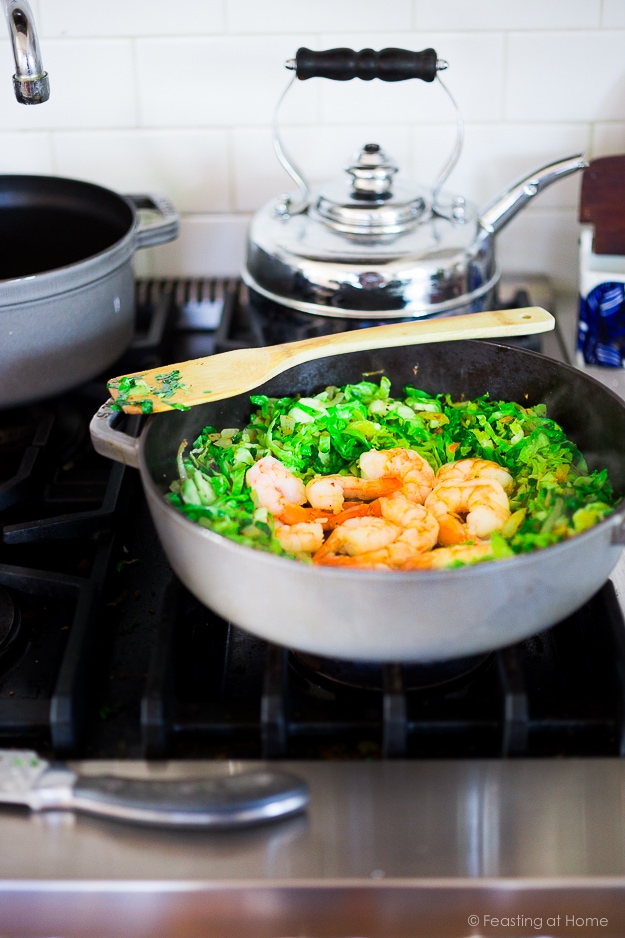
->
[3, 0, 625, 292]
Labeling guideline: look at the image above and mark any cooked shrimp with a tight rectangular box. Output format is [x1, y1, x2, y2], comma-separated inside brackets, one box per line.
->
[359, 447, 435, 504]
[315, 541, 405, 570]
[376, 491, 438, 537]
[435, 458, 513, 491]
[247, 455, 306, 511]
[313, 516, 402, 563]
[305, 474, 400, 513]
[305, 447, 433, 515]
[313, 500, 439, 569]
[404, 541, 494, 570]
[246, 455, 325, 524]
[321, 501, 378, 529]
[385, 501, 439, 555]
[274, 521, 325, 555]
[424, 478, 510, 546]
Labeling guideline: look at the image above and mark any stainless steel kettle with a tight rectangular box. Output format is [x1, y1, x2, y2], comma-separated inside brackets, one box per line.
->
[242, 47, 586, 320]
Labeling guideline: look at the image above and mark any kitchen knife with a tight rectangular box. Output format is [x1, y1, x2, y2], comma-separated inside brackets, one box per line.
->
[0, 750, 309, 828]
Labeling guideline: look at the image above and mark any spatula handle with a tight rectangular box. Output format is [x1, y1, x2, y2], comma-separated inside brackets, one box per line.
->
[278, 306, 555, 367]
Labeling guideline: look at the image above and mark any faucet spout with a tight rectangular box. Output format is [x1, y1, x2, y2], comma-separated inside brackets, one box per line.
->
[2, 0, 49, 104]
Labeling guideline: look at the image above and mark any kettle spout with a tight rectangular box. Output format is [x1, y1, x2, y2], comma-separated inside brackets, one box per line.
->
[478, 153, 587, 236]
[2, 0, 49, 104]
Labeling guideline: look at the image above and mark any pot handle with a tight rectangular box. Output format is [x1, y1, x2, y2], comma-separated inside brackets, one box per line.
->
[89, 400, 142, 469]
[126, 194, 180, 249]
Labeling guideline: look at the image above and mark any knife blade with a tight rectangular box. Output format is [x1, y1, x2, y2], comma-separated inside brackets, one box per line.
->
[0, 750, 309, 828]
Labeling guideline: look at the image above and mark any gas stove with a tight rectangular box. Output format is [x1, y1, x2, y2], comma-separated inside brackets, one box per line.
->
[0, 275, 623, 762]
[3, 277, 625, 938]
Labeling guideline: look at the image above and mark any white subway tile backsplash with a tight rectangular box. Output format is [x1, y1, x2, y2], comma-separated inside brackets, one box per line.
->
[2, 2, 622, 295]
[40, 0, 225, 37]
[506, 31, 625, 122]
[496, 209, 580, 293]
[0, 132, 54, 174]
[135, 35, 319, 128]
[226, 0, 412, 34]
[602, 1, 625, 28]
[414, 0, 601, 31]
[592, 123, 625, 156]
[415, 122, 590, 211]
[0, 39, 136, 130]
[138, 214, 250, 279]
[51, 130, 231, 213]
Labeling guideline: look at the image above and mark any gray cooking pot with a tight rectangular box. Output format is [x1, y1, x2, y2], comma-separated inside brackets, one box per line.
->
[0, 175, 179, 409]
[89, 341, 625, 663]
[243, 47, 586, 319]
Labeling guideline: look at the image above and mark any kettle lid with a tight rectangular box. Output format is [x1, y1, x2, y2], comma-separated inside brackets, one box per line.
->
[312, 143, 427, 237]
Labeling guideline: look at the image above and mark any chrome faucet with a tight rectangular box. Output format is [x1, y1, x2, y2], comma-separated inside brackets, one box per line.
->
[2, 0, 49, 104]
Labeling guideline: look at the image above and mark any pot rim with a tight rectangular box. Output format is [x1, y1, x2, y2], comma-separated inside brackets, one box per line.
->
[0, 227, 138, 308]
[0, 174, 140, 308]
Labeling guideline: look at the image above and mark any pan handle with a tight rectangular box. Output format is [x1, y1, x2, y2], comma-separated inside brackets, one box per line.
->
[125, 194, 180, 249]
[89, 400, 142, 469]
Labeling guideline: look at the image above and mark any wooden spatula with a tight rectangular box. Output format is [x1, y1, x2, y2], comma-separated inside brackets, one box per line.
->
[107, 306, 554, 414]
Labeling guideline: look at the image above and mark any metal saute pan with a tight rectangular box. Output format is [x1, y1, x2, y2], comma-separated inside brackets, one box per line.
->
[0, 175, 178, 409]
[90, 341, 625, 663]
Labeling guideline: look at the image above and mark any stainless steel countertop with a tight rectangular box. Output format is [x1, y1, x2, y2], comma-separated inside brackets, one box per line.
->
[3, 759, 625, 936]
[2, 758, 625, 881]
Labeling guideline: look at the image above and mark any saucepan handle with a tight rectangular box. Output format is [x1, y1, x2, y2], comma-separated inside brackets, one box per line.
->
[89, 400, 142, 469]
[293, 46, 442, 82]
[125, 193, 180, 249]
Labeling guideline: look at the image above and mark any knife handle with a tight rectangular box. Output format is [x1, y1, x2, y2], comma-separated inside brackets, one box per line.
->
[66, 770, 309, 828]
[294, 47, 439, 82]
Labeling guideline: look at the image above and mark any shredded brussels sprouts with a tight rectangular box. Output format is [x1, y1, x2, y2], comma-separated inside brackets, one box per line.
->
[167, 379, 620, 564]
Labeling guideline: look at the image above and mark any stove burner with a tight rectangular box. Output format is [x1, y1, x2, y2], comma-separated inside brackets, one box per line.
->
[290, 649, 491, 692]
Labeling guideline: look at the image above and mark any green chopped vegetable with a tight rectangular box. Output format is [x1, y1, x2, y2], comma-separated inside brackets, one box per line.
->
[166, 379, 621, 566]
[109, 369, 190, 412]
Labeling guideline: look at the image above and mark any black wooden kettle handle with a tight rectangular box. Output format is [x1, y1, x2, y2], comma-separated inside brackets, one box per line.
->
[294, 47, 439, 82]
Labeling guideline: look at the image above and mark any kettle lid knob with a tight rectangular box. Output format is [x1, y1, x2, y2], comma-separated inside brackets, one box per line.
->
[313, 142, 426, 236]
[346, 143, 398, 198]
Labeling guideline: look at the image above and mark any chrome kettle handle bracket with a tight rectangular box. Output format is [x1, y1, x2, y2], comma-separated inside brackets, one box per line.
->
[272, 47, 458, 219]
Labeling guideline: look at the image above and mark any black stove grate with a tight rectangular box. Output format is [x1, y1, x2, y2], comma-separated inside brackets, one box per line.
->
[0, 278, 624, 761]
[133, 573, 625, 762]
